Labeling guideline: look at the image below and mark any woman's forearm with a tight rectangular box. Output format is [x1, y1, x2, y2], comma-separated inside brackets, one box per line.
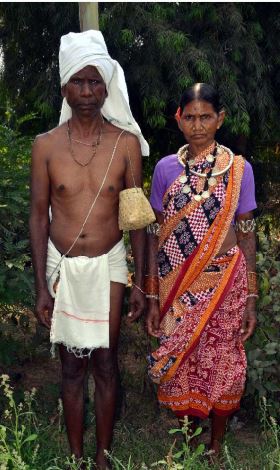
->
[237, 231, 256, 272]
[146, 233, 159, 276]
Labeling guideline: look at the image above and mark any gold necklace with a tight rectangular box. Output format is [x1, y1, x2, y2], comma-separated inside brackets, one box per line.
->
[67, 119, 104, 167]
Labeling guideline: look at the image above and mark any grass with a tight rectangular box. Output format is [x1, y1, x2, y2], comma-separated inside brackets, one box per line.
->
[0, 315, 279, 469]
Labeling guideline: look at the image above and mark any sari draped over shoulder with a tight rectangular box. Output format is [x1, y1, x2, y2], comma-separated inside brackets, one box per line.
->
[148, 150, 248, 418]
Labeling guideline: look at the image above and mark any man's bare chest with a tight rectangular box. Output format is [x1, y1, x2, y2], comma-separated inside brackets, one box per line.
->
[48, 150, 125, 201]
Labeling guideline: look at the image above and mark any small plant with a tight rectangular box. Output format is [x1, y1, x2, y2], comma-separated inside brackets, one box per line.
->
[260, 396, 280, 469]
[0, 375, 93, 469]
[151, 416, 206, 469]
[0, 374, 39, 469]
[46, 455, 93, 470]
[106, 451, 137, 470]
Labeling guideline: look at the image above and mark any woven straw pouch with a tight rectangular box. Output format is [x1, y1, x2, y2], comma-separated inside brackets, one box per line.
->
[118, 187, 156, 231]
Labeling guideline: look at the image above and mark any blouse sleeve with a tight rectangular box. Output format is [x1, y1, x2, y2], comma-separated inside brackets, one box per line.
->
[235, 160, 257, 216]
[150, 160, 167, 213]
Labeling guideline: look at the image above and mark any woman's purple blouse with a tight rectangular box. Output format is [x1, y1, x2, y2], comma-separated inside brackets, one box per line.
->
[150, 154, 257, 218]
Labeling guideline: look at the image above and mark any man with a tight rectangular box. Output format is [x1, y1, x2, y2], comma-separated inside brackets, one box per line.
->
[29, 30, 148, 469]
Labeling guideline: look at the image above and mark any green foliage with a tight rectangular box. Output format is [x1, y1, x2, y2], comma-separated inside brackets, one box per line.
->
[0, 375, 40, 469]
[0, 3, 79, 132]
[0, 375, 92, 469]
[0, 124, 34, 307]
[1, 372, 280, 470]
[0, 3, 280, 153]
[100, 2, 280, 145]
[260, 397, 280, 469]
[245, 227, 280, 416]
[152, 418, 205, 469]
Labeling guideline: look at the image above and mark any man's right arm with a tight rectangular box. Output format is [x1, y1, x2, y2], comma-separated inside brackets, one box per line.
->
[29, 135, 53, 328]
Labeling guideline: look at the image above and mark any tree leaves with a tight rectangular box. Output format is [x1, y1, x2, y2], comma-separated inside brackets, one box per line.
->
[0, 125, 33, 306]
[245, 230, 280, 416]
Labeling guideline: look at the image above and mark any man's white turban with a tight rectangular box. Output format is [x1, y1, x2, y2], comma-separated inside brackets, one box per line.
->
[59, 30, 149, 156]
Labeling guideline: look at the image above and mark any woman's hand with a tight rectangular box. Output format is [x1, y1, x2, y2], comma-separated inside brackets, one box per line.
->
[146, 300, 162, 337]
[240, 297, 257, 343]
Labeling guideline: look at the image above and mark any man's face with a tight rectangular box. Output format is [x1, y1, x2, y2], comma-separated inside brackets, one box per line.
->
[61, 65, 107, 116]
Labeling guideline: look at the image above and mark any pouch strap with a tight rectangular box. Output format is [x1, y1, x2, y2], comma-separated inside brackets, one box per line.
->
[126, 134, 137, 189]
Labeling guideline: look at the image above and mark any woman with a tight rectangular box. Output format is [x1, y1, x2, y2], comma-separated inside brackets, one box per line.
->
[145, 83, 257, 458]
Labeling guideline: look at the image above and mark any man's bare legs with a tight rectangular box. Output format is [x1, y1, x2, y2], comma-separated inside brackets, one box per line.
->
[59, 346, 88, 459]
[59, 282, 124, 469]
[90, 281, 124, 469]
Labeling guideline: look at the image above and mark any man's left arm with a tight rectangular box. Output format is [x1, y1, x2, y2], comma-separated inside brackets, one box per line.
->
[236, 211, 257, 342]
[124, 133, 146, 322]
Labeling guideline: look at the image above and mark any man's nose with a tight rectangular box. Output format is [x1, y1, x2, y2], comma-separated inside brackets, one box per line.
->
[80, 81, 93, 96]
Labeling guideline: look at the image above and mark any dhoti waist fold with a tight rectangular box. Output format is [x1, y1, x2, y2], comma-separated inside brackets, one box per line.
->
[46, 238, 128, 356]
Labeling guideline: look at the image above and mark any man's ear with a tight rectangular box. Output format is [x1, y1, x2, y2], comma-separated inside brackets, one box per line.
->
[61, 85, 66, 98]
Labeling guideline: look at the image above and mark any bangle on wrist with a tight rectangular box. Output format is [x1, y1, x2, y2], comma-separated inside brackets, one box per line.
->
[145, 274, 159, 296]
[247, 293, 259, 299]
[247, 271, 258, 295]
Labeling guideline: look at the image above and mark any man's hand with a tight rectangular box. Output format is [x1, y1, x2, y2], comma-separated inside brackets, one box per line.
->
[240, 298, 257, 343]
[127, 287, 146, 323]
[146, 301, 162, 337]
[35, 289, 54, 329]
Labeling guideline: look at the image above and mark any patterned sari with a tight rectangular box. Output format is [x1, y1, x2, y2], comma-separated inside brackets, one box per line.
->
[148, 150, 247, 418]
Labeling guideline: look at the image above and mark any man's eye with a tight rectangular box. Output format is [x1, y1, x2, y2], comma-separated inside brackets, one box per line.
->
[201, 115, 211, 120]
[72, 78, 81, 85]
[184, 116, 193, 121]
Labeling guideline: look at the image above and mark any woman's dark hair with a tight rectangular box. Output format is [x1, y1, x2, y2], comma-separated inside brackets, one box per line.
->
[179, 83, 223, 114]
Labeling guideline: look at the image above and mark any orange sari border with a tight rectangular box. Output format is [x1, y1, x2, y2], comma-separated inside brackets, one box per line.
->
[174, 405, 241, 419]
[159, 390, 243, 419]
[158, 390, 242, 405]
[159, 156, 245, 317]
[160, 248, 242, 384]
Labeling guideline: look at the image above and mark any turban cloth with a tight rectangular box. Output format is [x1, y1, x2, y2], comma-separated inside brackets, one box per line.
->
[59, 30, 149, 156]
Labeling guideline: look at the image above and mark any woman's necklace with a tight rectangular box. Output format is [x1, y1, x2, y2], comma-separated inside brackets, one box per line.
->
[177, 143, 234, 201]
[67, 118, 104, 167]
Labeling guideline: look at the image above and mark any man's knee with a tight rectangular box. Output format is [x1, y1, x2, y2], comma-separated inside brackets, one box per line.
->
[61, 358, 87, 384]
[92, 354, 118, 384]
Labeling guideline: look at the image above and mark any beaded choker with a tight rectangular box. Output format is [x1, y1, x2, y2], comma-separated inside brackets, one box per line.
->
[177, 143, 234, 201]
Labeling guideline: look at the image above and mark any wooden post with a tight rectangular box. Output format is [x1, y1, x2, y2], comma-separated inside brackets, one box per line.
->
[78, 1, 99, 405]
[79, 2, 99, 31]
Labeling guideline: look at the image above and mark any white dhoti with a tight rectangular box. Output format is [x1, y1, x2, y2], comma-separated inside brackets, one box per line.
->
[46, 239, 128, 357]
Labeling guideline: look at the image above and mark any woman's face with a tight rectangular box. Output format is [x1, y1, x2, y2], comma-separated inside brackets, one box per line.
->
[178, 99, 225, 149]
